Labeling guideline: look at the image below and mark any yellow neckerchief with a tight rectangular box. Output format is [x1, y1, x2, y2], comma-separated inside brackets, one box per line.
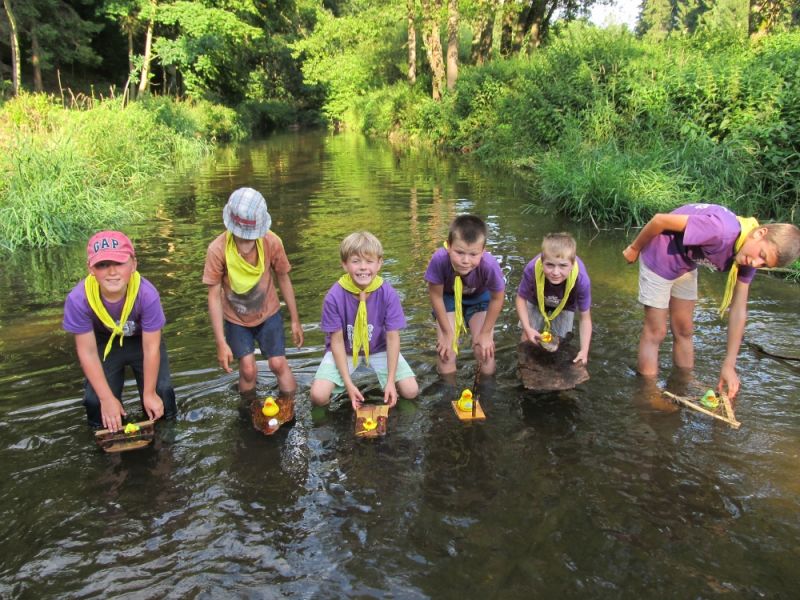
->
[719, 216, 759, 316]
[338, 273, 384, 366]
[84, 270, 141, 361]
[444, 242, 468, 354]
[534, 257, 579, 334]
[225, 231, 264, 294]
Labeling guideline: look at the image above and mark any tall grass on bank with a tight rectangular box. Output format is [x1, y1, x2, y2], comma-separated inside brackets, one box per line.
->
[0, 94, 244, 250]
[347, 25, 800, 231]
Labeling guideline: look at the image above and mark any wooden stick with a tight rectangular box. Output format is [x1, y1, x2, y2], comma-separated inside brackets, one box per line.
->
[472, 361, 481, 418]
[662, 391, 741, 429]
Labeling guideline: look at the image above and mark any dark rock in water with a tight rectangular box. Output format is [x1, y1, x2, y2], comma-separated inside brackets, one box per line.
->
[517, 340, 590, 391]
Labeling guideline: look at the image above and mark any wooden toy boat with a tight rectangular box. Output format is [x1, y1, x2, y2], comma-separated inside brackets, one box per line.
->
[251, 395, 295, 435]
[94, 420, 155, 453]
[355, 404, 389, 437]
[662, 389, 740, 429]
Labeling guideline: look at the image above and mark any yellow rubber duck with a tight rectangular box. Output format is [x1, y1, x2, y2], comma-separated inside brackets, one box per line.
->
[457, 389, 474, 412]
[262, 396, 280, 417]
[700, 389, 719, 409]
[362, 417, 378, 431]
[540, 331, 553, 344]
[123, 423, 140, 434]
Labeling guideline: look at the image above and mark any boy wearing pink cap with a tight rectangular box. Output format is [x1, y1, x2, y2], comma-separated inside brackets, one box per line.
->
[63, 231, 176, 432]
[203, 187, 304, 395]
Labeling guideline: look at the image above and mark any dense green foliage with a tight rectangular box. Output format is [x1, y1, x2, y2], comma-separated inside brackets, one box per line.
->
[345, 24, 800, 231]
[0, 94, 238, 249]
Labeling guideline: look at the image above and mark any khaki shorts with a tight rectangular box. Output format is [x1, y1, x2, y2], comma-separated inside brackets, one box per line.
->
[638, 260, 697, 309]
[526, 301, 575, 338]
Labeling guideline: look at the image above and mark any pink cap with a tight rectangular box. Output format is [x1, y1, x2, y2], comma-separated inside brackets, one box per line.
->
[86, 231, 136, 267]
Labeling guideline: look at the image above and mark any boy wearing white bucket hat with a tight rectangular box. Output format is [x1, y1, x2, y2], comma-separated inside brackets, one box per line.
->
[203, 187, 303, 394]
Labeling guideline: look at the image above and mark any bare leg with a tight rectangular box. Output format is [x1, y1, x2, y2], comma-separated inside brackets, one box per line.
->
[435, 312, 458, 375]
[638, 306, 668, 376]
[668, 297, 695, 370]
[267, 355, 297, 394]
[468, 311, 496, 375]
[396, 376, 419, 399]
[238, 353, 258, 393]
[309, 378, 335, 406]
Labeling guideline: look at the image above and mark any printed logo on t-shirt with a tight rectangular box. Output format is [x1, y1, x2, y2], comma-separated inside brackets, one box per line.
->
[118, 319, 139, 336]
[544, 294, 562, 308]
[694, 258, 718, 271]
[346, 324, 374, 346]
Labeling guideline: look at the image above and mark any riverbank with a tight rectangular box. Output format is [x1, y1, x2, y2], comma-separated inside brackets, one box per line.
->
[347, 25, 800, 236]
[0, 94, 245, 250]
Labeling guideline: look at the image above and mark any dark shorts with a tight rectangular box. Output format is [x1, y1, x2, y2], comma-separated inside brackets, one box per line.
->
[225, 310, 286, 360]
[442, 290, 491, 323]
[83, 335, 176, 428]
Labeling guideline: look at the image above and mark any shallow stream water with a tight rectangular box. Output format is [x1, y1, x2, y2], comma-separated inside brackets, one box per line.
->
[1, 132, 799, 598]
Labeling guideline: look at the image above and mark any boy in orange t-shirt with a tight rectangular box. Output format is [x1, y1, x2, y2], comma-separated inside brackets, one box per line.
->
[203, 187, 303, 394]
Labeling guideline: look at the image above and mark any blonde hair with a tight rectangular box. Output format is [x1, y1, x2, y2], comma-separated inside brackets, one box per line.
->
[763, 223, 800, 267]
[340, 231, 384, 262]
[541, 232, 577, 262]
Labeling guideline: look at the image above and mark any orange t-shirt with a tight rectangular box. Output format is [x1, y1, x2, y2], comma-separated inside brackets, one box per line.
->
[202, 231, 291, 327]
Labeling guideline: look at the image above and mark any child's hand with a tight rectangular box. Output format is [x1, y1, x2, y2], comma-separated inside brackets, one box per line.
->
[573, 350, 588, 365]
[291, 320, 304, 348]
[383, 381, 398, 408]
[473, 333, 495, 362]
[216, 342, 234, 373]
[622, 245, 639, 264]
[142, 391, 165, 421]
[718, 364, 740, 400]
[100, 397, 127, 432]
[347, 383, 365, 410]
[523, 327, 541, 344]
[436, 335, 454, 361]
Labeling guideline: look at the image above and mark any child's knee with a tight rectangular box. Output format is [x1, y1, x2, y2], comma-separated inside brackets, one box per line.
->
[267, 355, 290, 375]
[309, 379, 333, 406]
[398, 377, 419, 399]
[239, 359, 258, 383]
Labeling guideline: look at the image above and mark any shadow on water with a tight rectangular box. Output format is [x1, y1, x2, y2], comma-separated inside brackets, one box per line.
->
[1, 132, 799, 597]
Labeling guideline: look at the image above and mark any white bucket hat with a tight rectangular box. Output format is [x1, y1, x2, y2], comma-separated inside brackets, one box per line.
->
[223, 187, 272, 239]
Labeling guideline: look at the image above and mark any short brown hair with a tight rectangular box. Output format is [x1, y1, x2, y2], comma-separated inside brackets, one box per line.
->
[448, 214, 488, 246]
[541, 232, 577, 262]
[340, 231, 383, 262]
[763, 223, 800, 267]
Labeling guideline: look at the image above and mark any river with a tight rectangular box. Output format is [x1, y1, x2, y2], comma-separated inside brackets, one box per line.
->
[1, 131, 799, 598]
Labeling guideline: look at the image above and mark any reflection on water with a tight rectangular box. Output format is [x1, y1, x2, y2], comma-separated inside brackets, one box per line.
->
[1, 132, 799, 597]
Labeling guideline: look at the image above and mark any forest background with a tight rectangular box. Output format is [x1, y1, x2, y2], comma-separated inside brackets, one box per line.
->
[1, 0, 798, 275]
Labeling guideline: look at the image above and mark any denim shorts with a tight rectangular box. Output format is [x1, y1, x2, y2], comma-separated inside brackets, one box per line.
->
[442, 290, 491, 323]
[224, 311, 286, 359]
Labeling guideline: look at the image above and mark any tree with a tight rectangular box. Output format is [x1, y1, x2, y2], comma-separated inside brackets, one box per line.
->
[102, 0, 148, 99]
[138, 0, 157, 95]
[637, 0, 676, 39]
[446, 0, 458, 90]
[2, 0, 20, 94]
[407, 0, 416, 84]
[421, 0, 445, 100]
[749, 0, 794, 36]
[470, 0, 497, 66]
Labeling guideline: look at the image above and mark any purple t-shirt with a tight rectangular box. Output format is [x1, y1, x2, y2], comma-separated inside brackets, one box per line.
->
[63, 276, 166, 337]
[320, 281, 407, 355]
[517, 254, 592, 313]
[640, 203, 756, 283]
[424, 247, 505, 298]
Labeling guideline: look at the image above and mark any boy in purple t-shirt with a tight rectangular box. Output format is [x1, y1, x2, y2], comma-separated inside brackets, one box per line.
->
[424, 214, 505, 376]
[63, 231, 176, 431]
[515, 233, 592, 364]
[623, 203, 800, 398]
[310, 232, 419, 411]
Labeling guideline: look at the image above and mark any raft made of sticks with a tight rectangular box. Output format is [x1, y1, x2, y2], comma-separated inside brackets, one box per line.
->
[251, 396, 295, 435]
[355, 404, 389, 437]
[94, 420, 155, 453]
[662, 391, 741, 429]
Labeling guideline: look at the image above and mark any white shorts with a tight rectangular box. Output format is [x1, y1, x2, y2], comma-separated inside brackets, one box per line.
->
[638, 260, 697, 309]
[526, 301, 575, 338]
